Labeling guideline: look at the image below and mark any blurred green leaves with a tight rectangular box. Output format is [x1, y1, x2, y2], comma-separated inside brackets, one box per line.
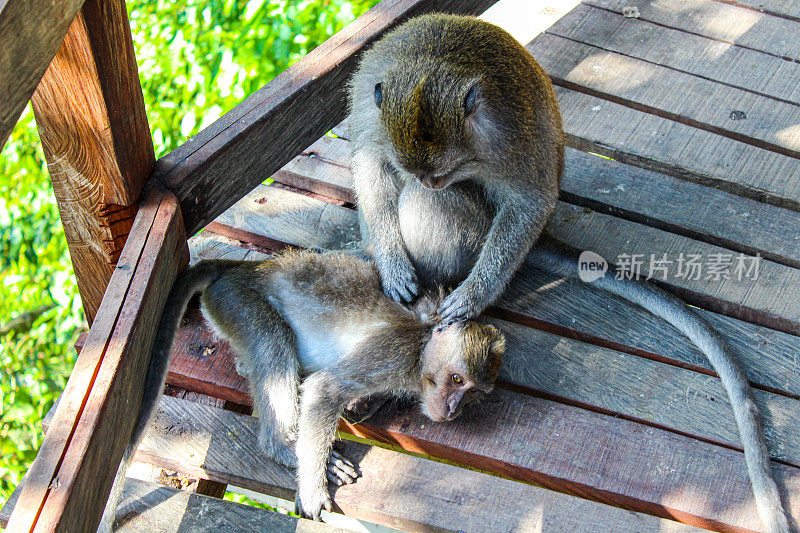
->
[0, 0, 377, 501]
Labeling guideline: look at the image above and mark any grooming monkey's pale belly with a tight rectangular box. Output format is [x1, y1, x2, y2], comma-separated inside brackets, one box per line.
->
[398, 180, 493, 286]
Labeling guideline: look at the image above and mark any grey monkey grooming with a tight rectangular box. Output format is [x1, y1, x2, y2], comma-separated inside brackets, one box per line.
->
[349, 13, 790, 532]
[98, 250, 505, 529]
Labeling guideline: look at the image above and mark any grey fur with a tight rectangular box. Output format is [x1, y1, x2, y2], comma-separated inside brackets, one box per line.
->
[100, 251, 504, 528]
[349, 14, 562, 320]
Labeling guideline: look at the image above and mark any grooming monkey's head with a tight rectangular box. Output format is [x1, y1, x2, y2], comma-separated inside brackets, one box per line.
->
[419, 321, 505, 422]
[375, 67, 488, 191]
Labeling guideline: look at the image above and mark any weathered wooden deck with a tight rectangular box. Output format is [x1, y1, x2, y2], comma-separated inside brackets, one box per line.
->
[4, 0, 800, 531]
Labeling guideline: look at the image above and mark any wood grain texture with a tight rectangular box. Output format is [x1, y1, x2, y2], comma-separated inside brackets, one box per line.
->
[132, 395, 704, 533]
[528, 32, 800, 158]
[7, 189, 188, 533]
[724, 0, 800, 21]
[586, 0, 800, 62]
[30, 0, 154, 322]
[270, 128, 800, 269]
[548, 3, 800, 107]
[0, 0, 84, 148]
[4, 476, 344, 533]
[559, 149, 800, 269]
[158, 293, 800, 472]
[154, 0, 499, 235]
[547, 202, 800, 335]
[555, 85, 800, 210]
[351, 389, 800, 532]
[116, 478, 345, 533]
[218, 176, 800, 336]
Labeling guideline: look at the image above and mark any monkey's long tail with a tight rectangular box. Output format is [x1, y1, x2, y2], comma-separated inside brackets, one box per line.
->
[528, 235, 791, 533]
[98, 260, 235, 532]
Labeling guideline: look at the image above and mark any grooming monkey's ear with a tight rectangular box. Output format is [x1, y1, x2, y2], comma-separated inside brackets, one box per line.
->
[463, 85, 478, 115]
[374, 83, 383, 108]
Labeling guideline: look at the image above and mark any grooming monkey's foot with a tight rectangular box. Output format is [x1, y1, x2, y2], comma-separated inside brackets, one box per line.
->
[342, 395, 387, 424]
[326, 449, 359, 486]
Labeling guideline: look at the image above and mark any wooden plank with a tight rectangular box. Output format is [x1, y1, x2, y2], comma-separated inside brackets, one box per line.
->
[5, 477, 343, 533]
[159, 295, 800, 469]
[547, 3, 800, 107]
[272, 130, 800, 269]
[351, 388, 800, 532]
[133, 395, 704, 532]
[30, 0, 155, 322]
[0, 0, 84, 149]
[154, 0, 499, 236]
[183, 225, 800, 402]
[497, 267, 800, 398]
[115, 478, 345, 533]
[212, 184, 361, 252]
[528, 32, 800, 159]
[7, 189, 188, 533]
[217, 178, 800, 336]
[554, 85, 800, 210]
[585, 0, 800, 62]
[547, 202, 800, 335]
[559, 149, 800, 269]
[726, 0, 800, 21]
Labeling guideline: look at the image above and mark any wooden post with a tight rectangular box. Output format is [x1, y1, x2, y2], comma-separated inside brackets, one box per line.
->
[30, 0, 154, 323]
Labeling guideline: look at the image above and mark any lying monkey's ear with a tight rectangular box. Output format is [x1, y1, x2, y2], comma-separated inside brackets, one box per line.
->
[486, 324, 506, 355]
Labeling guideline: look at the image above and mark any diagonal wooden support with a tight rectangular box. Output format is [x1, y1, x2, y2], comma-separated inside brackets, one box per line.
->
[7, 189, 188, 533]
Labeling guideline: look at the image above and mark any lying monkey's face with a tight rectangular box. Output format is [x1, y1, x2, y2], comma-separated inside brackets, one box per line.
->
[419, 322, 505, 422]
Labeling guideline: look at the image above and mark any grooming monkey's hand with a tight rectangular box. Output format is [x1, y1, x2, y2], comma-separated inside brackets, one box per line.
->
[438, 280, 489, 323]
[377, 254, 419, 303]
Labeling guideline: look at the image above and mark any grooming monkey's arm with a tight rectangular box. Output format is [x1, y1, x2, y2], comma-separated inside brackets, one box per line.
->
[439, 189, 556, 322]
[352, 149, 419, 302]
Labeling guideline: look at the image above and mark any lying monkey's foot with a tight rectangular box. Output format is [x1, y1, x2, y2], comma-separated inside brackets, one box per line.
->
[326, 450, 359, 486]
[342, 396, 387, 424]
[295, 486, 332, 522]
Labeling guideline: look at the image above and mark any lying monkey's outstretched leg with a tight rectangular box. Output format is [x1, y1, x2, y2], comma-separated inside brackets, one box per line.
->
[295, 372, 357, 521]
[202, 279, 300, 468]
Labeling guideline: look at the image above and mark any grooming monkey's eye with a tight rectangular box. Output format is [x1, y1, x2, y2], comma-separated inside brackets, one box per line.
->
[374, 83, 383, 107]
[451, 374, 464, 385]
[464, 86, 477, 115]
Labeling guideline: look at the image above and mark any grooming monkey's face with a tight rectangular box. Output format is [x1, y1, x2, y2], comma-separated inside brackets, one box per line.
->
[419, 322, 505, 422]
[375, 74, 484, 191]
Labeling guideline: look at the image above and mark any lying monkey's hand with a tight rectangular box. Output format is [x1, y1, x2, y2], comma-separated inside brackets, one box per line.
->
[438, 281, 487, 323]
[377, 255, 419, 303]
[295, 486, 332, 522]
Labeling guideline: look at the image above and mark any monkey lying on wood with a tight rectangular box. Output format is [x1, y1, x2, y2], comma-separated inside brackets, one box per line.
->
[99, 250, 505, 530]
[349, 13, 790, 532]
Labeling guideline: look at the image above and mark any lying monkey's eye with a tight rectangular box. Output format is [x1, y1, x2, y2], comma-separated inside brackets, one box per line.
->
[374, 83, 383, 107]
[451, 374, 464, 385]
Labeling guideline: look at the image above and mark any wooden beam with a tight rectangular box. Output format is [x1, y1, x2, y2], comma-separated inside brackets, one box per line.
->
[154, 0, 499, 236]
[31, 0, 154, 323]
[6, 189, 188, 533]
[0, 0, 84, 149]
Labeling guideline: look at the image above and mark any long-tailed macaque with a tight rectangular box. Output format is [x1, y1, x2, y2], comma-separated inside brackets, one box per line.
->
[348, 13, 789, 532]
[99, 250, 504, 530]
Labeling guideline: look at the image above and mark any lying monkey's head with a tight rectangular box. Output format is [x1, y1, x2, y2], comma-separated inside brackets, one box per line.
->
[419, 321, 505, 422]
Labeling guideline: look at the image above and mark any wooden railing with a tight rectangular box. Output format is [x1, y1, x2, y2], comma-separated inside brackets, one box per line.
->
[2, 0, 498, 531]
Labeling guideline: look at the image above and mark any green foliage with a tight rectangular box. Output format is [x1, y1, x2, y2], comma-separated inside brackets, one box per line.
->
[0, 0, 377, 502]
